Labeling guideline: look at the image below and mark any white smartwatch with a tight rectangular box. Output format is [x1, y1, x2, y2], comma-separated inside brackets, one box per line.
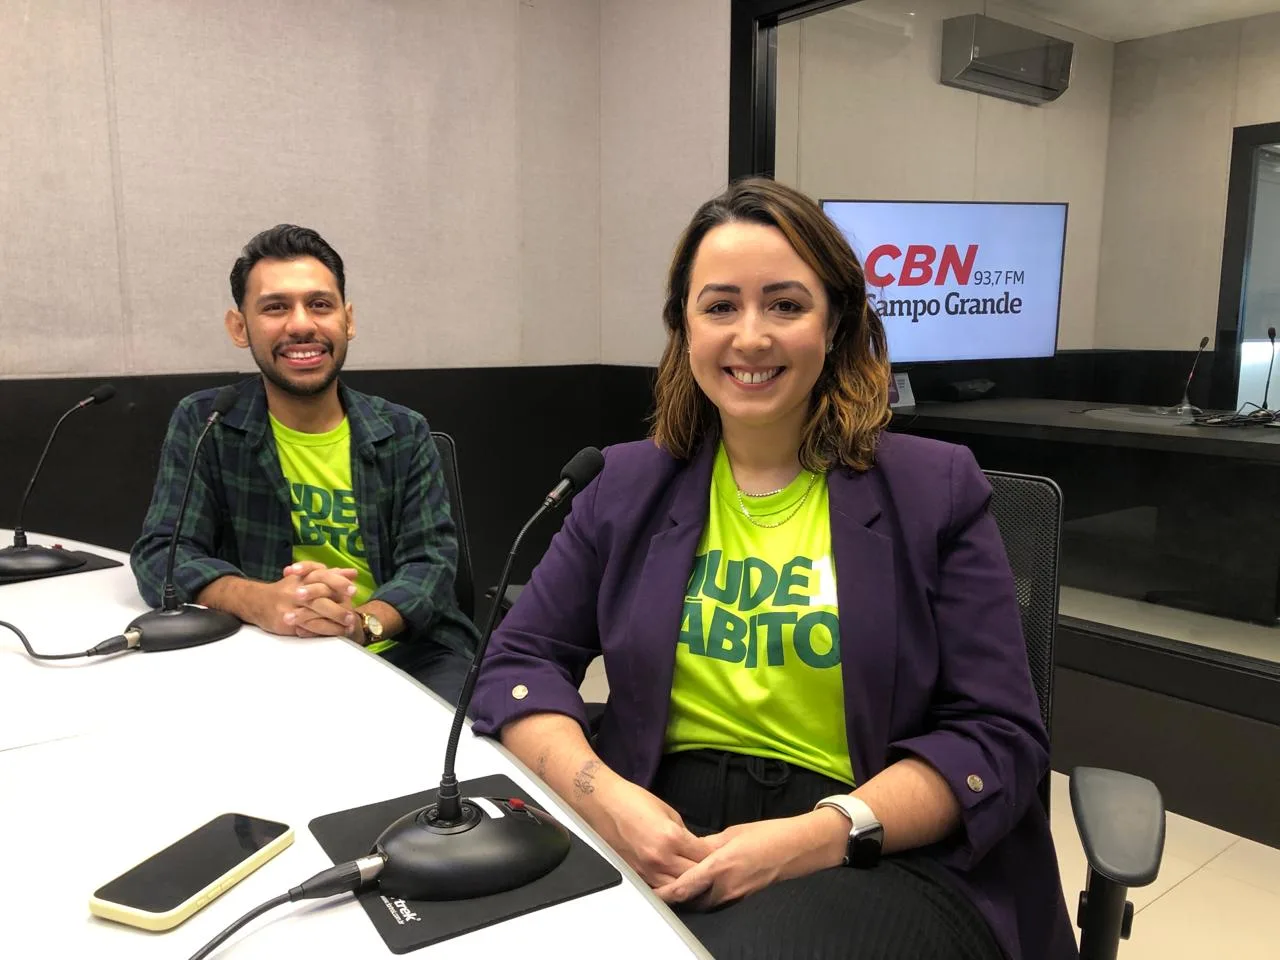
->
[815, 794, 884, 868]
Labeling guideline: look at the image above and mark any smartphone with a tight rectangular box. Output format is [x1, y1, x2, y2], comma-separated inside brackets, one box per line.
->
[89, 813, 293, 931]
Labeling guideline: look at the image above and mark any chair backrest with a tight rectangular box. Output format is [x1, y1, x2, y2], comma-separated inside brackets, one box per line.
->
[982, 471, 1062, 736]
[431, 432, 475, 622]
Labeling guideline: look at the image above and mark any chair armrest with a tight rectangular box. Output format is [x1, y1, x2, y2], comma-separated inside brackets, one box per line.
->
[1070, 766, 1165, 887]
[584, 701, 607, 739]
[484, 583, 525, 612]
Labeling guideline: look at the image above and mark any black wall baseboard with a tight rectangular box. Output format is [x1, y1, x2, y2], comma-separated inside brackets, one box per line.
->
[599, 364, 656, 443]
[0, 367, 612, 614]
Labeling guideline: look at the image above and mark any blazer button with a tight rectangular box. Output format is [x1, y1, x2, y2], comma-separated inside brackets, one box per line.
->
[512, 684, 529, 700]
[967, 774, 984, 793]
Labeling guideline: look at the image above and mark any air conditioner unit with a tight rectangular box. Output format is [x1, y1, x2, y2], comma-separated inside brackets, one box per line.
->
[940, 14, 1072, 106]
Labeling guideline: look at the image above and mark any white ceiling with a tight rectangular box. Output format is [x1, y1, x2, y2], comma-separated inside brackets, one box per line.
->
[1009, 0, 1280, 41]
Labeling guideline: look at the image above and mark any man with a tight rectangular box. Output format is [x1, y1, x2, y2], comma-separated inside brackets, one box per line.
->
[131, 224, 476, 702]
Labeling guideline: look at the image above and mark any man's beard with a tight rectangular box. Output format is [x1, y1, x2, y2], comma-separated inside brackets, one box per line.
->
[249, 335, 346, 398]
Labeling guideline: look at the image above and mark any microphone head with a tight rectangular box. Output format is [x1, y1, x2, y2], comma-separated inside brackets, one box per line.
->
[88, 383, 116, 405]
[1198, 336, 1210, 349]
[212, 385, 239, 417]
[559, 447, 604, 493]
[1269, 327, 1276, 342]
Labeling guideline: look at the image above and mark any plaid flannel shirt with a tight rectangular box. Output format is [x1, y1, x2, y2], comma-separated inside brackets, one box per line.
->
[130, 377, 477, 657]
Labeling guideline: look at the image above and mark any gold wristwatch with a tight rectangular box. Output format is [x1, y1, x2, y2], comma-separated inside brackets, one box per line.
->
[358, 612, 384, 645]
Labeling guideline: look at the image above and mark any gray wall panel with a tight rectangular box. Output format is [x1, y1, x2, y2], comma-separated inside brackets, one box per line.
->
[0, 0, 125, 377]
[107, 0, 524, 373]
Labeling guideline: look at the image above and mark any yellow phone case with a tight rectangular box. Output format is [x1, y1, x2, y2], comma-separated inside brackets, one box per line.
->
[88, 826, 295, 931]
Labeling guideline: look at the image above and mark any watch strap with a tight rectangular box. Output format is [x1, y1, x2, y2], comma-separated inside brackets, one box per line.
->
[815, 794, 884, 868]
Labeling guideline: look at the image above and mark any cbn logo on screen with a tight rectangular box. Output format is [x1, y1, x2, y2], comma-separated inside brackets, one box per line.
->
[865, 243, 978, 287]
[862, 243, 1027, 323]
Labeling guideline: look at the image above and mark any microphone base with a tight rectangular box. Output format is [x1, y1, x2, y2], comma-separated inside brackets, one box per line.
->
[1150, 401, 1203, 417]
[127, 604, 241, 652]
[0, 544, 87, 577]
[375, 798, 571, 901]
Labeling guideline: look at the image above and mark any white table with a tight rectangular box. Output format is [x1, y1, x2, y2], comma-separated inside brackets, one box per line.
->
[0, 531, 709, 959]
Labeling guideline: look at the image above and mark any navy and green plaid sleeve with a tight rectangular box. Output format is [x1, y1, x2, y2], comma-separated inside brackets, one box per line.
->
[130, 395, 245, 606]
[369, 417, 470, 643]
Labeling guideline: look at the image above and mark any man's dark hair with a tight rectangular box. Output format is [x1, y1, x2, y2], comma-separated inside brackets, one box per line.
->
[229, 224, 345, 309]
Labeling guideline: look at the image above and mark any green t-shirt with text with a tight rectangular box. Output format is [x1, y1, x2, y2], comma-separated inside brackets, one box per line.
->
[269, 415, 392, 654]
[665, 444, 853, 785]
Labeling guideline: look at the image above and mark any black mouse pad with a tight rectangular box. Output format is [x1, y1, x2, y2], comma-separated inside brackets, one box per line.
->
[0, 550, 122, 586]
[309, 774, 622, 953]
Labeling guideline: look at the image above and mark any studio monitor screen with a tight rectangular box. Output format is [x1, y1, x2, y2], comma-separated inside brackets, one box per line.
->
[821, 199, 1067, 363]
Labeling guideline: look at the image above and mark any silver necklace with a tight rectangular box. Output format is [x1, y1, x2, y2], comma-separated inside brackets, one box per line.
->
[735, 471, 819, 529]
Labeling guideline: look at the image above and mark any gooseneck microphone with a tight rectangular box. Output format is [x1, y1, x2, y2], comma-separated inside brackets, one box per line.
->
[375, 446, 605, 901]
[124, 386, 242, 652]
[0, 384, 116, 577]
[1156, 336, 1209, 417]
[541, 449, 602, 510]
[180, 446, 605, 960]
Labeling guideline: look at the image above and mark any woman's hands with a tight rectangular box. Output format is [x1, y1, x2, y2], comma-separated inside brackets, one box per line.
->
[578, 769, 719, 887]
[654, 808, 848, 908]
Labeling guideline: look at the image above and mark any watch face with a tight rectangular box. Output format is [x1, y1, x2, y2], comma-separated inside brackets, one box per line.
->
[363, 614, 383, 637]
[848, 826, 884, 868]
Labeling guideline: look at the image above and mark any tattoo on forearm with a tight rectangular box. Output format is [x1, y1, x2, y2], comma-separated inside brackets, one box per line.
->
[535, 750, 549, 779]
[572, 760, 601, 799]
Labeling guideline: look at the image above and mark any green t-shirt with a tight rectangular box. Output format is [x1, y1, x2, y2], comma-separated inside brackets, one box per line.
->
[269, 415, 392, 653]
[665, 443, 853, 785]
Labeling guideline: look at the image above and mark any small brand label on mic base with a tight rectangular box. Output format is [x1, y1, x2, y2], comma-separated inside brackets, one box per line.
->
[381, 896, 421, 925]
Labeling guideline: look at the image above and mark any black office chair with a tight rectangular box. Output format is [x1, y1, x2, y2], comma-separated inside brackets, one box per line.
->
[985, 471, 1165, 960]
[431, 431, 475, 623]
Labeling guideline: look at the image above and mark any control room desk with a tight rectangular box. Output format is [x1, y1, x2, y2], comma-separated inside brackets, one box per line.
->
[898, 399, 1280, 625]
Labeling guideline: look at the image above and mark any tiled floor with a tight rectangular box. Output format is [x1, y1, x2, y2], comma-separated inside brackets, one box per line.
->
[577, 660, 1280, 957]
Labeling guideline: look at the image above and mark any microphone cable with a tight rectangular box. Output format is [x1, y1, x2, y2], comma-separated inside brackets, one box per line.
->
[187, 854, 385, 960]
[1197, 328, 1280, 426]
[0, 620, 139, 661]
[1191, 402, 1279, 427]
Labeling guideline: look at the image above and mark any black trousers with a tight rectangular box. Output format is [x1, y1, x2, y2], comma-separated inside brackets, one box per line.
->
[380, 641, 471, 705]
[653, 750, 1005, 960]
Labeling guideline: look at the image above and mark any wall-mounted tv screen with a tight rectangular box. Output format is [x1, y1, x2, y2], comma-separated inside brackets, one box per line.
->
[821, 200, 1068, 363]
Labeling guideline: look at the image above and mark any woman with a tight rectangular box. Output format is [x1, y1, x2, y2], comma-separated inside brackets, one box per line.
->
[471, 179, 1076, 960]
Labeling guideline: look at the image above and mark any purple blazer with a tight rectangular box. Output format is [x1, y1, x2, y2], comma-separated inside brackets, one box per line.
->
[472, 433, 1077, 960]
